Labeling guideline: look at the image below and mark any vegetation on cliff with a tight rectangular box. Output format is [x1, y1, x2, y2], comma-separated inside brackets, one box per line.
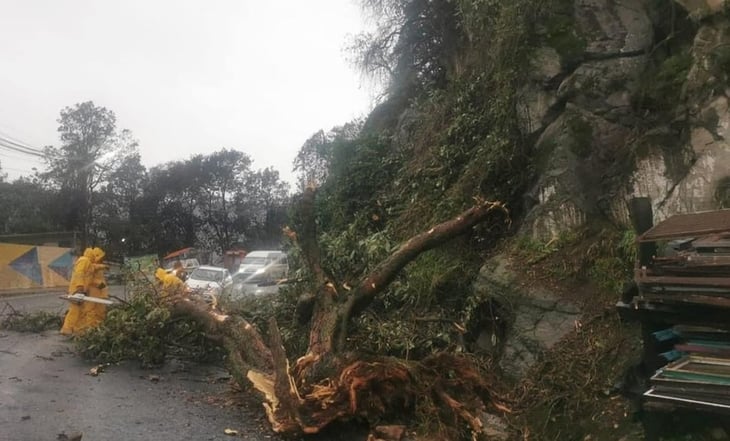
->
[66, 1, 730, 440]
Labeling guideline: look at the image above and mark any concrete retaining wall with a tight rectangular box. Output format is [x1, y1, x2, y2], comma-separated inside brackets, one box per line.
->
[0, 243, 73, 291]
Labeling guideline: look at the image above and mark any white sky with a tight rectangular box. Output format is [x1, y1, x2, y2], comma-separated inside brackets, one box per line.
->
[0, 0, 374, 185]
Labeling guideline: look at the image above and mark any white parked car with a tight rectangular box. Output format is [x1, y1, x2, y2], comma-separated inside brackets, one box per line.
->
[237, 251, 288, 281]
[231, 271, 285, 298]
[184, 265, 233, 304]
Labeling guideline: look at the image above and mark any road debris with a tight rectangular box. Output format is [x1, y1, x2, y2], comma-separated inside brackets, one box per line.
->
[87, 363, 109, 376]
[57, 432, 83, 441]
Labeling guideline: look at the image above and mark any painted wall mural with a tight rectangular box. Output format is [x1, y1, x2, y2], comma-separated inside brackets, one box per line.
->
[0, 243, 73, 290]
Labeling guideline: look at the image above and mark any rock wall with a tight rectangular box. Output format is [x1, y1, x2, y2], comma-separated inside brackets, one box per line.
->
[633, 16, 730, 223]
[473, 255, 581, 377]
[675, 0, 728, 20]
[522, 0, 730, 238]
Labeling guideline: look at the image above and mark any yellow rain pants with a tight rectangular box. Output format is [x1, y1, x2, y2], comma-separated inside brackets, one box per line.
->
[60, 248, 95, 335]
[76, 247, 109, 330]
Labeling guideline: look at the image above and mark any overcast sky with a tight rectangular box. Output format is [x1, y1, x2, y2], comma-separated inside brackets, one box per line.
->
[0, 0, 374, 185]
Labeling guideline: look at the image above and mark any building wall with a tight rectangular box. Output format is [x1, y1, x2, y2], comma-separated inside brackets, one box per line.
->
[0, 232, 77, 248]
[0, 243, 73, 291]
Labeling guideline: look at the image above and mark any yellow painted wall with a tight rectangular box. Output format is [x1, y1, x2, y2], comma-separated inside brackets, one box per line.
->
[0, 243, 73, 291]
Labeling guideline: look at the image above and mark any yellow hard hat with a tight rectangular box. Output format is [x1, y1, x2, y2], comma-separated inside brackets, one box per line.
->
[92, 247, 106, 262]
[155, 268, 167, 281]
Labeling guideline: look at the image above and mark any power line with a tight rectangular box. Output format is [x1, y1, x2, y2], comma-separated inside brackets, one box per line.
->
[0, 125, 46, 161]
[0, 136, 44, 155]
[0, 150, 45, 163]
[0, 139, 45, 158]
[0, 129, 44, 153]
[1, 165, 38, 174]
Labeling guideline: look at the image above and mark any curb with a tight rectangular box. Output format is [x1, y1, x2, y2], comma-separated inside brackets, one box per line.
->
[0, 287, 66, 298]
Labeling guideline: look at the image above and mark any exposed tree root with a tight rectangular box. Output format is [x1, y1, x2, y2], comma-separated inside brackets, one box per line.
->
[169, 296, 509, 439]
[162, 195, 510, 440]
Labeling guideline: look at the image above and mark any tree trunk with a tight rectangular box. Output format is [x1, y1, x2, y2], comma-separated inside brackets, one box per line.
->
[171, 193, 509, 439]
[296, 193, 507, 362]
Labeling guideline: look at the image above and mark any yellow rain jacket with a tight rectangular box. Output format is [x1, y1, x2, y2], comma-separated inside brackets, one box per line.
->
[155, 268, 184, 298]
[67, 248, 94, 294]
[76, 247, 110, 330]
[60, 248, 96, 335]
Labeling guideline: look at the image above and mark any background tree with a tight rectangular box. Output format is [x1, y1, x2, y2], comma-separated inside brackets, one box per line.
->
[0, 176, 64, 234]
[238, 167, 290, 248]
[43, 101, 138, 247]
[93, 150, 148, 259]
[198, 149, 252, 252]
[133, 149, 290, 257]
[351, 0, 465, 94]
[135, 158, 204, 255]
[293, 121, 362, 191]
[294, 130, 330, 190]
[1, 105, 292, 262]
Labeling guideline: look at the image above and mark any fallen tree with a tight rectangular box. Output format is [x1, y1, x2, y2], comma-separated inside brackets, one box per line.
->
[162, 187, 510, 440]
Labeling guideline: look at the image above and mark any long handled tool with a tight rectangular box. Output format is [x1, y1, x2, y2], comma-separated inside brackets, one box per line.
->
[60, 292, 114, 305]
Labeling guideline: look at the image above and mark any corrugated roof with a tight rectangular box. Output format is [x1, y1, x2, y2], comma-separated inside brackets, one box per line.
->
[639, 210, 730, 242]
[163, 247, 195, 260]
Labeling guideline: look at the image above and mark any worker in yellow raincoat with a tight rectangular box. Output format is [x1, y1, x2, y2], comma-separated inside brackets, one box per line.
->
[155, 268, 185, 298]
[76, 247, 110, 330]
[60, 248, 95, 335]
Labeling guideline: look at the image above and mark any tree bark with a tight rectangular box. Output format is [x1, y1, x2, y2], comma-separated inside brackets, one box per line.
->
[169, 196, 508, 439]
[340, 199, 508, 341]
[292, 194, 507, 368]
[168, 299, 273, 384]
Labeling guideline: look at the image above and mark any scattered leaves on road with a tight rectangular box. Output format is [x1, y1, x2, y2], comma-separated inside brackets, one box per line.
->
[0, 303, 62, 332]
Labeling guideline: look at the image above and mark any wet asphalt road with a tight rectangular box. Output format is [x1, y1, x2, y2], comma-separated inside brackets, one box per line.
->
[0, 331, 282, 441]
[0, 289, 283, 441]
[0, 291, 363, 441]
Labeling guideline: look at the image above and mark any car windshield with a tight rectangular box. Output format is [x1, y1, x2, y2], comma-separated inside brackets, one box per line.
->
[234, 271, 270, 284]
[242, 256, 266, 265]
[190, 268, 222, 282]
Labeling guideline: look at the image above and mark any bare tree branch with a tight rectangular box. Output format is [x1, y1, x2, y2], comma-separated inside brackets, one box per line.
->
[337, 199, 508, 350]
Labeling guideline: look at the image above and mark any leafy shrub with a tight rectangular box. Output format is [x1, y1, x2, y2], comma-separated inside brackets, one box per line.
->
[0, 309, 62, 332]
[76, 285, 222, 367]
[635, 50, 693, 115]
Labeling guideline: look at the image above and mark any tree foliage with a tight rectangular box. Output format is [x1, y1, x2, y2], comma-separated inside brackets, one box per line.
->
[42, 101, 139, 246]
[1, 102, 291, 260]
[241, 167, 290, 248]
[76, 284, 222, 366]
[0, 177, 63, 234]
[351, 0, 466, 94]
[284, 0, 543, 390]
[131, 149, 290, 256]
[293, 120, 362, 191]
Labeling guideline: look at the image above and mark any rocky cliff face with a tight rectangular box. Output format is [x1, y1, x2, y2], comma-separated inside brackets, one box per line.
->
[523, 0, 730, 239]
[477, 0, 730, 378]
